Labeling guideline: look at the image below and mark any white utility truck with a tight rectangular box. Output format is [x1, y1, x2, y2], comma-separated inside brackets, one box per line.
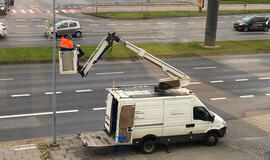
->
[59, 33, 226, 154]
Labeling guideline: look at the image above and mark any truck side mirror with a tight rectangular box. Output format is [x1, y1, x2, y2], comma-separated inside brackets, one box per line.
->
[211, 115, 215, 123]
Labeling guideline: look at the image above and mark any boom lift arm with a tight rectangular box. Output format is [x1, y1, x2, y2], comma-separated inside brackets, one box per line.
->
[78, 33, 190, 91]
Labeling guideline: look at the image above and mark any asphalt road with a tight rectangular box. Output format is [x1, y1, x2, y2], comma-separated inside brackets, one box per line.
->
[0, 53, 270, 142]
[1, 4, 270, 47]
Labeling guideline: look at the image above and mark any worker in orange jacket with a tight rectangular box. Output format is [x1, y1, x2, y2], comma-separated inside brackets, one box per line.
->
[60, 35, 73, 51]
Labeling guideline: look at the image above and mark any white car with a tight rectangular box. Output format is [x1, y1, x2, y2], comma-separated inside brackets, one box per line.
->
[0, 22, 7, 38]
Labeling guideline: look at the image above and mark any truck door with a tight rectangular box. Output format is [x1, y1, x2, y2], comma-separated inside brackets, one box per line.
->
[191, 106, 211, 137]
[117, 105, 135, 144]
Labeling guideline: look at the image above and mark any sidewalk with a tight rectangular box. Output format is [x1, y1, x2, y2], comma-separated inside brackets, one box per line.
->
[1, 113, 270, 160]
[81, 3, 270, 13]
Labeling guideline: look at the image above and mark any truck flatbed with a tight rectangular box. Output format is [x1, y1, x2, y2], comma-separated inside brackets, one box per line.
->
[79, 131, 115, 148]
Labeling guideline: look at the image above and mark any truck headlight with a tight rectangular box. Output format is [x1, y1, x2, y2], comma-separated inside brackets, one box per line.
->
[239, 22, 245, 25]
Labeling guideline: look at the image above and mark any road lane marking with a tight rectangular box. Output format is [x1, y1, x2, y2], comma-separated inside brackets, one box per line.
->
[235, 79, 248, 82]
[259, 77, 270, 80]
[266, 94, 270, 96]
[123, 23, 133, 26]
[210, 97, 227, 101]
[45, 91, 62, 95]
[240, 95, 254, 98]
[76, 89, 93, 93]
[11, 94, 31, 98]
[210, 80, 224, 83]
[13, 144, 36, 151]
[193, 66, 217, 70]
[189, 82, 202, 85]
[92, 107, 106, 111]
[96, 72, 123, 75]
[0, 110, 79, 119]
[0, 78, 13, 81]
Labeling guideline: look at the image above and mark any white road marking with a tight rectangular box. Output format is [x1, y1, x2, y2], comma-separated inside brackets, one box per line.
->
[259, 77, 270, 80]
[210, 97, 227, 101]
[76, 89, 93, 93]
[92, 107, 105, 111]
[11, 94, 31, 98]
[189, 82, 202, 85]
[96, 72, 123, 75]
[0, 110, 79, 119]
[210, 80, 224, 83]
[45, 91, 62, 95]
[235, 79, 248, 82]
[265, 94, 270, 96]
[240, 95, 254, 98]
[123, 23, 133, 26]
[13, 144, 36, 151]
[0, 78, 13, 81]
[193, 66, 217, 70]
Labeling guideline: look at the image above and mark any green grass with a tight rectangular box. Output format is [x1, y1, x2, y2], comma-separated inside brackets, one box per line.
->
[221, 0, 270, 4]
[1, 39, 270, 63]
[86, 9, 270, 19]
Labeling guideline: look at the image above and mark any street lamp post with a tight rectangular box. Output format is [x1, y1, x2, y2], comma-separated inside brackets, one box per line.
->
[51, 0, 58, 145]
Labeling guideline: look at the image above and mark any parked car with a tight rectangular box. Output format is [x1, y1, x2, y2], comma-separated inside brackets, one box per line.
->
[234, 15, 270, 32]
[45, 20, 82, 38]
[0, 22, 7, 38]
[0, 0, 8, 15]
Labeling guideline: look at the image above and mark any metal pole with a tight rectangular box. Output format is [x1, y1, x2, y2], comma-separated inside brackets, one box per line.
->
[204, 0, 220, 47]
[52, 0, 57, 145]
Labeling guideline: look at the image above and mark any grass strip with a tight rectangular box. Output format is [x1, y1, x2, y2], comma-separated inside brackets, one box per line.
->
[85, 9, 270, 19]
[1, 39, 270, 63]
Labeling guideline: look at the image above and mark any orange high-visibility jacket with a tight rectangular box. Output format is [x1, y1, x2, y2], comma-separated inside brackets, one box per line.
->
[60, 37, 73, 48]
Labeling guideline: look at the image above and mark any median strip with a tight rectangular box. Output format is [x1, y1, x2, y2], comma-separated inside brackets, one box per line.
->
[0, 110, 79, 119]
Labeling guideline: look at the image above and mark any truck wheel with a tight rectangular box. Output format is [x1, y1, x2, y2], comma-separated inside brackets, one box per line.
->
[205, 133, 218, 146]
[243, 27, 248, 32]
[264, 26, 269, 32]
[141, 139, 156, 154]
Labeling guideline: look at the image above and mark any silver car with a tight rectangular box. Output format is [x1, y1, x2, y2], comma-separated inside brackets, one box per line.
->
[0, 22, 7, 38]
[45, 20, 82, 38]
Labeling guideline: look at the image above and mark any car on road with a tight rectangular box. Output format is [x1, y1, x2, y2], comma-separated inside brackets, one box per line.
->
[234, 15, 270, 32]
[0, 0, 8, 15]
[45, 20, 82, 38]
[0, 22, 7, 38]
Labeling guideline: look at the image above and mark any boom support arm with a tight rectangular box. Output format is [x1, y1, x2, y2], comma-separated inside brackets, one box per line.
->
[79, 33, 190, 90]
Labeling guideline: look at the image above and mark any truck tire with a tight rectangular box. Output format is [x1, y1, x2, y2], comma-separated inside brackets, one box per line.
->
[141, 139, 156, 154]
[205, 133, 218, 146]
[264, 26, 269, 32]
[243, 27, 249, 32]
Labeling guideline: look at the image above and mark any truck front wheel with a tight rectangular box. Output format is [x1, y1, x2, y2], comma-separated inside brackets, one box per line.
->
[205, 133, 218, 146]
[141, 139, 156, 154]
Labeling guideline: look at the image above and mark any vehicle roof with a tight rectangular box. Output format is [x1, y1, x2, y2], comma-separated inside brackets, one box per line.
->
[58, 20, 79, 23]
[108, 85, 192, 99]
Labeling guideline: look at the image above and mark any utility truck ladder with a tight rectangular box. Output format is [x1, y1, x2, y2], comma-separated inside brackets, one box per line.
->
[61, 32, 190, 91]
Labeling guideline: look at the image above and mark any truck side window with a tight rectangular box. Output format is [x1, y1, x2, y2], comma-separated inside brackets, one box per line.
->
[193, 107, 211, 121]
